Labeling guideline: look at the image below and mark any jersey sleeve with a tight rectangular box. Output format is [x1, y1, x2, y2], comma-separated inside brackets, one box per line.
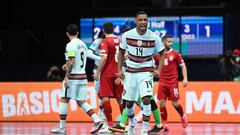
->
[155, 35, 164, 53]
[89, 38, 102, 51]
[120, 33, 127, 50]
[66, 43, 75, 58]
[176, 52, 184, 66]
[100, 39, 108, 56]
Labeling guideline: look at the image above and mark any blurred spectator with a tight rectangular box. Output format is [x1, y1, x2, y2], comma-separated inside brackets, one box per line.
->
[232, 49, 240, 82]
[47, 65, 62, 81]
[218, 50, 234, 81]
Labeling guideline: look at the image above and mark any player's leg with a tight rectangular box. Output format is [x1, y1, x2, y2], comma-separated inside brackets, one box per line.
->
[99, 77, 115, 128]
[93, 69, 104, 117]
[109, 100, 128, 133]
[125, 100, 136, 135]
[138, 72, 154, 135]
[51, 84, 70, 134]
[122, 72, 139, 135]
[157, 82, 169, 131]
[114, 80, 124, 115]
[76, 84, 103, 134]
[108, 81, 125, 133]
[148, 95, 163, 133]
[169, 85, 187, 128]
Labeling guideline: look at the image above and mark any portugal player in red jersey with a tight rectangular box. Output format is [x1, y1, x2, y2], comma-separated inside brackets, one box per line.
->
[155, 35, 188, 131]
[94, 22, 123, 133]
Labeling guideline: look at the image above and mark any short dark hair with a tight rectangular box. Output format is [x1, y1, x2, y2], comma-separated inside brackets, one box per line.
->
[135, 11, 148, 18]
[103, 22, 114, 34]
[66, 24, 79, 36]
[98, 30, 106, 39]
[162, 35, 173, 41]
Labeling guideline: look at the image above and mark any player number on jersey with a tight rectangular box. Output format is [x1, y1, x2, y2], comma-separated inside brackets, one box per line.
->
[136, 47, 143, 56]
[173, 88, 179, 97]
[145, 80, 153, 88]
[80, 52, 85, 68]
[115, 46, 119, 62]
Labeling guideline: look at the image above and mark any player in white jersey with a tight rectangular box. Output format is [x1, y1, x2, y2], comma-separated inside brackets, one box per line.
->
[51, 24, 103, 134]
[87, 30, 105, 118]
[117, 11, 165, 135]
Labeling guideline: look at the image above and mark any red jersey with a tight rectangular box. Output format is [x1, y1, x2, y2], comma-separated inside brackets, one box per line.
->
[100, 35, 120, 78]
[155, 49, 184, 85]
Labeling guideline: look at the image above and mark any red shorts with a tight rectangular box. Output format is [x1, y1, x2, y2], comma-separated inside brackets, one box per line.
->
[100, 77, 123, 99]
[157, 81, 180, 101]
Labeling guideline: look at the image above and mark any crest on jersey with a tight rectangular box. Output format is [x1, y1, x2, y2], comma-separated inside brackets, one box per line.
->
[137, 40, 142, 46]
[169, 56, 174, 61]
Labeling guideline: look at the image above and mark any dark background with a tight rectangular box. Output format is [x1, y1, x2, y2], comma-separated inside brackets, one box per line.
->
[0, 0, 239, 81]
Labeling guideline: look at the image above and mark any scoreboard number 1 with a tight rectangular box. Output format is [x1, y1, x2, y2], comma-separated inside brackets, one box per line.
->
[205, 25, 210, 38]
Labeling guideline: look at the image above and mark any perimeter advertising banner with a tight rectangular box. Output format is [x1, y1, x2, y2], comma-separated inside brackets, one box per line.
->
[0, 82, 239, 122]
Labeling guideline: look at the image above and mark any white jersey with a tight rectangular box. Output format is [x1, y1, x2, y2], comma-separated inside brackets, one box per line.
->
[120, 28, 164, 72]
[88, 38, 102, 67]
[66, 38, 88, 83]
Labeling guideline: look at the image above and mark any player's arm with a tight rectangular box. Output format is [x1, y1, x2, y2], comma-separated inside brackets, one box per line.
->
[87, 39, 102, 61]
[153, 49, 164, 77]
[65, 58, 74, 78]
[95, 55, 107, 78]
[87, 49, 100, 61]
[153, 34, 165, 77]
[180, 63, 188, 87]
[94, 40, 107, 80]
[64, 45, 75, 87]
[117, 48, 126, 79]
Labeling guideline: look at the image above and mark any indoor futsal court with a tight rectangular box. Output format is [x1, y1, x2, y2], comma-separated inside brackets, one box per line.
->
[0, 122, 239, 135]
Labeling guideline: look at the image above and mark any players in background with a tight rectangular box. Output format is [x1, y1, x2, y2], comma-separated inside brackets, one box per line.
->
[51, 24, 103, 134]
[118, 11, 165, 135]
[155, 35, 188, 131]
[87, 30, 105, 118]
[109, 27, 163, 134]
[94, 22, 123, 133]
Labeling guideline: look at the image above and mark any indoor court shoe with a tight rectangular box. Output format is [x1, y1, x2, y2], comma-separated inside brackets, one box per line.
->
[181, 115, 188, 128]
[98, 125, 113, 134]
[141, 129, 148, 135]
[127, 125, 135, 135]
[148, 124, 163, 133]
[90, 121, 104, 134]
[50, 127, 66, 134]
[108, 123, 125, 133]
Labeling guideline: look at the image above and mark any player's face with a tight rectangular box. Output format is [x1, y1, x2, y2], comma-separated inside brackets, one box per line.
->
[135, 14, 148, 34]
[164, 38, 173, 50]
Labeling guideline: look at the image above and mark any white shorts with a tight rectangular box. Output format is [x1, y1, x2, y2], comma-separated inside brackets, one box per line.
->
[122, 72, 153, 101]
[61, 83, 89, 100]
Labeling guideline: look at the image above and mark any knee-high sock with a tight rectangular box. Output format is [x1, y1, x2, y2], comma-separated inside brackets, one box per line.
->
[120, 108, 128, 126]
[102, 100, 113, 126]
[126, 106, 135, 126]
[174, 104, 184, 118]
[81, 102, 100, 123]
[142, 104, 151, 130]
[150, 98, 161, 125]
[59, 102, 68, 128]
[160, 106, 167, 121]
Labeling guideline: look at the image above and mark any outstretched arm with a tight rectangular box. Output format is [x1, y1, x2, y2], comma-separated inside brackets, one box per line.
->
[94, 55, 107, 80]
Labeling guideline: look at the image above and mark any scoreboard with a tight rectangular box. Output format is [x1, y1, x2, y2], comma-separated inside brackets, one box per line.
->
[80, 16, 223, 56]
[181, 16, 223, 56]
